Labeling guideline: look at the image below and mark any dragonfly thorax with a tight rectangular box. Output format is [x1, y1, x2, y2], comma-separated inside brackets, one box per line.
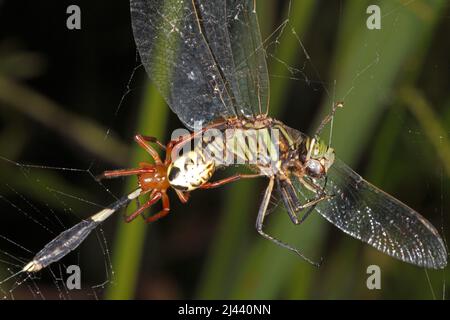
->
[167, 151, 215, 192]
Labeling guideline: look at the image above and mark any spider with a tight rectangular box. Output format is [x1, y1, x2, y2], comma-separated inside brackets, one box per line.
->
[97, 134, 255, 223]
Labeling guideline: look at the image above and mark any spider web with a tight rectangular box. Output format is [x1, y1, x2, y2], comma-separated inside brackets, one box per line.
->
[0, 0, 448, 300]
[0, 157, 117, 299]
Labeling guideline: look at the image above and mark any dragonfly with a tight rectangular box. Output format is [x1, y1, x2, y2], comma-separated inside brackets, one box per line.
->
[15, 0, 447, 276]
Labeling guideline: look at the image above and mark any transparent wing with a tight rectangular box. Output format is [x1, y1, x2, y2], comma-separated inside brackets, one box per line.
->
[295, 159, 447, 269]
[130, 0, 269, 129]
[226, 0, 270, 117]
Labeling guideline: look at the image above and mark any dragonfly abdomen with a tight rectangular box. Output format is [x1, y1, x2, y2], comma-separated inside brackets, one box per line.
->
[191, 118, 300, 177]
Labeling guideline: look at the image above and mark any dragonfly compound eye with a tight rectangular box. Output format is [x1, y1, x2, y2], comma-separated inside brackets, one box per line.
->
[305, 159, 324, 178]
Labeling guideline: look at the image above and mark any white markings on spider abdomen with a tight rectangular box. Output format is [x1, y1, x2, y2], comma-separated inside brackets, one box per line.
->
[167, 151, 215, 191]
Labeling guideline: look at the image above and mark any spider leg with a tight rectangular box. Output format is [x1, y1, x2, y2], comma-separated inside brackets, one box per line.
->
[167, 121, 229, 164]
[138, 135, 166, 150]
[134, 134, 163, 165]
[124, 190, 161, 223]
[145, 192, 170, 224]
[175, 189, 190, 203]
[199, 173, 261, 189]
[134, 197, 148, 221]
[97, 167, 154, 180]
[97, 135, 162, 180]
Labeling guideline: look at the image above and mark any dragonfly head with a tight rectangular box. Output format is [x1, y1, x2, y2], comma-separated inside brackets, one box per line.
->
[299, 136, 335, 179]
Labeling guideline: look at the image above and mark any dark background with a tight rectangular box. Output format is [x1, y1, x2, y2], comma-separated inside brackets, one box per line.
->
[0, 0, 449, 299]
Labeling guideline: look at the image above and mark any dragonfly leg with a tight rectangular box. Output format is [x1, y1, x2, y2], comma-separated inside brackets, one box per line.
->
[124, 190, 161, 223]
[256, 178, 322, 267]
[134, 134, 163, 165]
[277, 178, 302, 224]
[277, 177, 330, 225]
[295, 194, 334, 225]
[199, 173, 261, 189]
[314, 101, 344, 137]
[291, 177, 334, 224]
[145, 192, 170, 223]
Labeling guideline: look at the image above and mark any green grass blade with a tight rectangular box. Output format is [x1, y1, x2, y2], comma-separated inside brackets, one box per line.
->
[317, 0, 446, 162]
[105, 82, 168, 299]
[0, 77, 129, 167]
[400, 86, 450, 177]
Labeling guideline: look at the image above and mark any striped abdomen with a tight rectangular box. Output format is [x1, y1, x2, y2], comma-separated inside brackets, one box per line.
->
[197, 126, 282, 173]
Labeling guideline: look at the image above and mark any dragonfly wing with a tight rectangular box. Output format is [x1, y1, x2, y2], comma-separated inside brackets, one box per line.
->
[226, 0, 270, 117]
[131, 0, 237, 129]
[130, 0, 268, 129]
[296, 158, 447, 269]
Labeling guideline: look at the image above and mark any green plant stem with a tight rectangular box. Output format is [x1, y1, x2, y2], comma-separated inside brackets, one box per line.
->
[105, 82, 168, 299]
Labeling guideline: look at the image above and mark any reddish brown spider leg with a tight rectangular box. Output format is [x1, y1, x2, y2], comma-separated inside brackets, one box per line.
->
[138, 135, 166, 150]
[199, 173, 261, 189]
[175, 189, 190, 203]
[167, 122, 228, 165]
[145, 192, 170, 224]
[134, 134, 163, 165]
[124, 190, 161, 223]
[164, 130, 206, 165]
[98, 168, 154, 180]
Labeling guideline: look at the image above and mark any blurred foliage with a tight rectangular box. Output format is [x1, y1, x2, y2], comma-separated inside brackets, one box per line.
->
[0, 0, 449, 299]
